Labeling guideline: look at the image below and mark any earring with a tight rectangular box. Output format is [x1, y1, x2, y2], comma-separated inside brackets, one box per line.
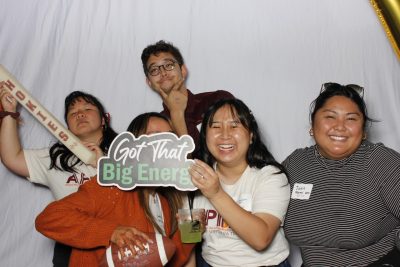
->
[363, 133, 367, 140]
[309, 129, 314, 136]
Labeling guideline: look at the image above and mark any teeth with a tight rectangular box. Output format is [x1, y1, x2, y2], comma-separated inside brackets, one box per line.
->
[330, 136, 346, 141]
[219, 144, 233, 149]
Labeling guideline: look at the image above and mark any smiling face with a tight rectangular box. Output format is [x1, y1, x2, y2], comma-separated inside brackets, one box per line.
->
[66, 97, 104, 141]
[312, 95, 364, 160]
[206, 105, 252, 169]
[145, 52, 187, 95]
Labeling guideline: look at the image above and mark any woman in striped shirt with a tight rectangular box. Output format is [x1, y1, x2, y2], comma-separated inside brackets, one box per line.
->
[283, 83, 400, 266]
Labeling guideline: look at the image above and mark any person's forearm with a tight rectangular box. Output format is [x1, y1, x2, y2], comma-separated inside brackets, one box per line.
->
[209, 190, 277, 251]
[0, 115, 28, 176]
[169, 110, 188, 137]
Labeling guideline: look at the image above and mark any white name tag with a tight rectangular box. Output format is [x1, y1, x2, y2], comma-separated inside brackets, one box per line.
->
[291, 183, 313, 200]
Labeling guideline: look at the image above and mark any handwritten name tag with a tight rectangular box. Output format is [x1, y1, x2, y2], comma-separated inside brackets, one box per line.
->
[291, 183, 313, 200]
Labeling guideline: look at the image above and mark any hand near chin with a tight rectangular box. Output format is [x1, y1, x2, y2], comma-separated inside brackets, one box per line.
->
[189, 159, 221, 199]
[160, 79, 187, 114]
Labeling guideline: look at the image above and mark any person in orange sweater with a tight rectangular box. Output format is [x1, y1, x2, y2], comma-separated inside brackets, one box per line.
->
[35, 112, 194, 267]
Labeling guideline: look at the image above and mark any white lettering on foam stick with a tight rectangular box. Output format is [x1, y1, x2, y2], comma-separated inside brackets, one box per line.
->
[0, 65, 95, 164]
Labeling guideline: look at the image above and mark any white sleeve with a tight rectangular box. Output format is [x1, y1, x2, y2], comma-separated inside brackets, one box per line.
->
[24, 148, 52, 186]
[252, 166, 290, 222]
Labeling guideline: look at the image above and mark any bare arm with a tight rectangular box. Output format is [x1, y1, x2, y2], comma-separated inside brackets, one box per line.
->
[0, 90, 29, 177]
[190, 160, 283, 251]
[206, 188, 281, 251]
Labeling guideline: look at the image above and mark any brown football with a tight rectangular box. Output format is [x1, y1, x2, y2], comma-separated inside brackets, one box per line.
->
[99, 232, 176, 267]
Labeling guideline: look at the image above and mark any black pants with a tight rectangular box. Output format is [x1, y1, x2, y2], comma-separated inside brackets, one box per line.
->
[52, 242, 71, 267]
[300, 247, 400, 267]
[368, 247, 400, 267]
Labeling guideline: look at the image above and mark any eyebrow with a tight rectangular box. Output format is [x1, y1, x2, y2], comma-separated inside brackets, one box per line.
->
[321, 109, 362, 116]
[147, 58, 176, 68]
[210, 119, 241, 124]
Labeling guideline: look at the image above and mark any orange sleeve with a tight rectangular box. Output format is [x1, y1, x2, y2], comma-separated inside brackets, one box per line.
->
[35, 179, 119, 249]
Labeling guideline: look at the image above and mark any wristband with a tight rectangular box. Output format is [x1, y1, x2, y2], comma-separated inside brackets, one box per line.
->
[0, 111, 20, 119]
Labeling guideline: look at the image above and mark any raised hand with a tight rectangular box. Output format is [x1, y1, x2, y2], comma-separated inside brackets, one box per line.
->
[189, 159, 222, 200]
[81, 141, 104, 168]
[0, 87, 18, 112]
[159, 78, 187, 114]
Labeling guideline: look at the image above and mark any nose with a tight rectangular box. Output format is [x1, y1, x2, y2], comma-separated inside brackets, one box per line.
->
[76, 111, 85, 119]
[334, 118, 346, 130]
[159, 66, 168, 76]
[220, 126, 231, 138]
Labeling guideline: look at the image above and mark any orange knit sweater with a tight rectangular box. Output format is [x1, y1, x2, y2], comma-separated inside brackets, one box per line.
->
[35, 178, 193, 266]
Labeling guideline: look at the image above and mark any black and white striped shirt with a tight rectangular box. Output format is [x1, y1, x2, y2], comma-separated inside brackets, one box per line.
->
[283, 141, 400, 266]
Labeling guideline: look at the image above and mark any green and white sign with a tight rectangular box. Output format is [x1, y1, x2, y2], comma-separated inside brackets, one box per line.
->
[97, 132, 196, 191]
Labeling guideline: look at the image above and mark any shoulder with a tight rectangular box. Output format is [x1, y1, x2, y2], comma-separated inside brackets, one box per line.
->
[191, 89, 234, 100]
[362, 141, 400, 158]
[359, 141, 400, 173]
[24, 148, 51, 158]
[283, 146, 315, 167]
[78, 177, 114, 195]
[248, 165, 289, 186]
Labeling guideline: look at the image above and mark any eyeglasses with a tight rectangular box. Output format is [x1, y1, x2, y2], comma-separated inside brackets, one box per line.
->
[147, 61, 177, 76]
[320, 82, 364, 98]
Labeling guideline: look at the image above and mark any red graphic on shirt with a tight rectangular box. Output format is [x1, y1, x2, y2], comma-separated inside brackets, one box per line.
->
[66, 173, 91, 185]
[206, 209, 230, 229]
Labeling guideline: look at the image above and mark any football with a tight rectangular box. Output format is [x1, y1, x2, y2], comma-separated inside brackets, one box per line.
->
[99, 232, 176, 267]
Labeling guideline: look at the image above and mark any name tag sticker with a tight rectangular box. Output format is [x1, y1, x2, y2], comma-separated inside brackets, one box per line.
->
[291, 183, 313, 200]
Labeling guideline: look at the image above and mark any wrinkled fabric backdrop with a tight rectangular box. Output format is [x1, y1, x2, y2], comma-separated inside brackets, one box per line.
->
[0, 0, 399, 266]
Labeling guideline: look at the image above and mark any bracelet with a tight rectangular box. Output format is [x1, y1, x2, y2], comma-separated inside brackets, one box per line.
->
[0, 111, 20, 119]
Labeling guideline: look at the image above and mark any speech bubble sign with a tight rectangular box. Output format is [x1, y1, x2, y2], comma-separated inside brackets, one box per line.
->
[97, 132, 196, 191]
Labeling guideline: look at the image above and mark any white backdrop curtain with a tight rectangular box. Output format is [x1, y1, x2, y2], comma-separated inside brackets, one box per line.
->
[0, 0, 399, 266]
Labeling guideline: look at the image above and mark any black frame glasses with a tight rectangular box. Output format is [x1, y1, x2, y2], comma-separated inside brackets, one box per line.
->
[147, 60, 177, 76]
[320, 82, 364, 98]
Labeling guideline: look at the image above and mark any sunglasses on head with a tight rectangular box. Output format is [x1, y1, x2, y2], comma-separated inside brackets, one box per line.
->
[320, 82, 364, 98]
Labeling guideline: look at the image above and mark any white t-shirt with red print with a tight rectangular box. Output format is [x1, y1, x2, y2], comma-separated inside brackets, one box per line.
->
[193, 165, 290, 267]
[24, 148, 96, 200]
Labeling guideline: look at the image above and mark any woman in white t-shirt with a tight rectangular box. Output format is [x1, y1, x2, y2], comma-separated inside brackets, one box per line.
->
[189, 98, 291, 267]
[0, 89, 117, 267]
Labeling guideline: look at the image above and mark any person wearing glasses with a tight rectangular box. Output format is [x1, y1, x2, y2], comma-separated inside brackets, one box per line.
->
[283, 83, 400, 266]
[141, 40, 234, 157]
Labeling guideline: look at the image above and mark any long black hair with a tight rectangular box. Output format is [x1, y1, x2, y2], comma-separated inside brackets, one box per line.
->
[198, 98, 285, 174]
[49, 91, 118, 172]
